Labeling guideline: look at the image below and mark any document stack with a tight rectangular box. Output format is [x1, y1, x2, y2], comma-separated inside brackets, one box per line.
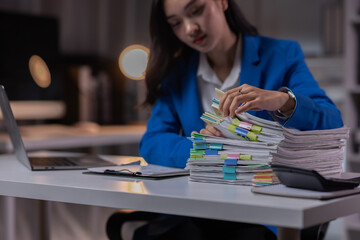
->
[272, 127, 350, 176]
[187, 132, 279, 185]
[187, 89, 284, 186]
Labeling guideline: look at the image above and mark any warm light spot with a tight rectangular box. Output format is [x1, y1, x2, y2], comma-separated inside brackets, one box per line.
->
[119, 45, 149, 80]
[28, 55, 51, 88]
[127, 181, 146, 194]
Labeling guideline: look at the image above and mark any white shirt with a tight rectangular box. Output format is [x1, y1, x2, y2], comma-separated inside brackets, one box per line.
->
[197, 36, 242, 113]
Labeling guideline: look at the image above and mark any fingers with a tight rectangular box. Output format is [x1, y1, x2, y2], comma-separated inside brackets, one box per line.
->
[220, 85, 281, 117]
[219, 85, 253, 117]
[219, 86, 242, 111]
[228, 93, 254, 118]
[221, 91, 247, 117]
[235, 100, 260, 114]
[199, 125, 223, 137]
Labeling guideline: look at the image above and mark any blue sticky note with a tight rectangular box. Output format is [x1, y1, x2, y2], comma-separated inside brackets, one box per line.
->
[223, 172, 237, 180]
[205, 149, 218, 155]
[212, 98, 220, 104]
[222, 166, 236, 173]
[224, 158, 237, 166]
[234, 127, 249, 140]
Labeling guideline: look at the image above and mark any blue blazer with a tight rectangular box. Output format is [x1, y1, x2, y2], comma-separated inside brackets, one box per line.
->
[139, 35, 344, 168]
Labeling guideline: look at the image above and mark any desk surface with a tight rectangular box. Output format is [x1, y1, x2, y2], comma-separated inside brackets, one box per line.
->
[0, 154, 359, 230]
[0, 124, 146, 152]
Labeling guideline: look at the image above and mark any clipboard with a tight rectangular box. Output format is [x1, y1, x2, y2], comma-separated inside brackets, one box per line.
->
[83, 163, 189, 179]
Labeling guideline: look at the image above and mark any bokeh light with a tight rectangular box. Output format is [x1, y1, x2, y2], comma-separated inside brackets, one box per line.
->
[28, 55, 51, 88]
[119, 45, 149, 80]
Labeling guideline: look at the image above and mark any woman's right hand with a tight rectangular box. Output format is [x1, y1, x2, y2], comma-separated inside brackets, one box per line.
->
[218, 84, 290, 118]
[199, 125, 223, 137]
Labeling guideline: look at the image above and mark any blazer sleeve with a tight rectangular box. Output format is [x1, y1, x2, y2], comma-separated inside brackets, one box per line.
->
[139, 92, 192, 168]
[279, 42, 343, 130]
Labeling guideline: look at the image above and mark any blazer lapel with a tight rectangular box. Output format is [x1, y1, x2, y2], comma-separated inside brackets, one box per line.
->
[239, 35, 263, 88]
[180, 52, 205, 134]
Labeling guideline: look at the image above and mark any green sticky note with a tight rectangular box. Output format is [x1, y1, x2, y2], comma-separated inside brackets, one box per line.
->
[251, 125, 262, 134]
[239, 155, 252, 160]
[248, 164, 267, 167]
[227, 124, 236, 133]
[232, 118, 241, 126]
[246, 131, 258, 141]
[191, 133, 203, 138]
[190, 149, 205, 156]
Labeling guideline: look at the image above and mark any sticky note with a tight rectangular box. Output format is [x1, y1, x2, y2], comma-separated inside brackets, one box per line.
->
[205, 149, 218, 155]
[209, 143, 223, 150]
[239, 155, 252, 160]
[224, 158, 237, 166]
[246, 131, 258, 141]
[251, 125, 262, 134]
[221, 154, 227, 160]
[239, 121, 253, 131]
[193, 143, 207, 149]
[234, 127, 249, 139]
[190, 149, 205, 156]
[222, 166, 236, 173]
[227, 153, 240, 159]
[223, 173, 237, 180]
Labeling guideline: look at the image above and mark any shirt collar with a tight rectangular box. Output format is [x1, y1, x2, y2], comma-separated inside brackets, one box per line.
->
[197, 35, 242, 88]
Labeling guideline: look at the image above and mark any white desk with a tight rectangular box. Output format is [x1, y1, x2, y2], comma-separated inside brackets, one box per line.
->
[0, 124, 146, 152]
[1, 155, 360, 240]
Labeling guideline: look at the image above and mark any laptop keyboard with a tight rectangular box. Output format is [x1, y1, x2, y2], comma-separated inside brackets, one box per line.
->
[29, 157, 77, 167]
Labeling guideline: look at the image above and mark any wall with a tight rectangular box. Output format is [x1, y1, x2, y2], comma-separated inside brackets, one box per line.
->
[0, 0, 342, 57]
[0, 0, 151, 59]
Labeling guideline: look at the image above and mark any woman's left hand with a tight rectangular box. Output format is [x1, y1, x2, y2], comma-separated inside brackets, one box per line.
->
[218, 84, 289, 118]
[199, 125, 223, 137]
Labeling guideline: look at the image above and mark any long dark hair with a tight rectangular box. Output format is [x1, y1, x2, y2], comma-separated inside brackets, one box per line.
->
[143, 0, 258, 106]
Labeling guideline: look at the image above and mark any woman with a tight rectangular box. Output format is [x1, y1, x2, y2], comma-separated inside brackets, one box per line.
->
[139, 0, 343, 169]
[107, 0, 341, 239]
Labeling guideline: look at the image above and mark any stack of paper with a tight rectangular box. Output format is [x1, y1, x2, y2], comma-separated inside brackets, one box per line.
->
[186, 88, 283, 186]
[272, 127, 350, 176]
[187, 88, 348, 186]
[252, 171, 279, 185]
[205, 97, 284, 143]
[201, 109, 283, 144]
[188, 99, 285, 186]
[187, 132, 279, 185]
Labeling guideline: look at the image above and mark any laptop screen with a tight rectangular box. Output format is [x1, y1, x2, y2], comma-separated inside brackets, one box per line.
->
[0, 85, 32, 169]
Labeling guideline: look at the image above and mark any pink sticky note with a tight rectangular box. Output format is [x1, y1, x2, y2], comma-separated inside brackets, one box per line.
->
[227, 153, 240, 159]
[239, 121, 253, 130]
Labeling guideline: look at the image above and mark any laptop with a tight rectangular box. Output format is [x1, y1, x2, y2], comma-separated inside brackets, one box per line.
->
[0, 85, 116, 170]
